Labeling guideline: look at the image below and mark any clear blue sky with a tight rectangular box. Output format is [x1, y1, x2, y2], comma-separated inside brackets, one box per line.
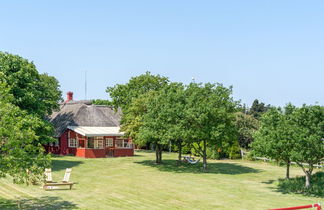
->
[1, 1, 323, 107]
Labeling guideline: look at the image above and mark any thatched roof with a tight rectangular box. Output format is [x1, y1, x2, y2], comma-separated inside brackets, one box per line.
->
[49, 100, 121, 137]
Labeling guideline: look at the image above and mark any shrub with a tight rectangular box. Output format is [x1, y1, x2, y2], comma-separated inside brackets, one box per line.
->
[277, 172, 324, 197]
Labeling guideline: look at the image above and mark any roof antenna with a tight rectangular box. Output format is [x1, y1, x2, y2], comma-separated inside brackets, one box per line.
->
[85, 70, 87, 100]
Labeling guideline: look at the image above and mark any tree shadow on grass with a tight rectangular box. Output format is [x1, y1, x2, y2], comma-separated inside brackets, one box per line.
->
[135, 159, 261, 175]
[51, 160, 84, 172]
[0, 196, 77, 209]
[274, 172, 324, 197]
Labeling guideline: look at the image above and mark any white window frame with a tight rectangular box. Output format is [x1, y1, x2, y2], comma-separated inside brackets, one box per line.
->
[116, 139, 132, 148]
[106, 138, 113, 147]
[69, 138, 77, 148]
[95, 140, 104, 149]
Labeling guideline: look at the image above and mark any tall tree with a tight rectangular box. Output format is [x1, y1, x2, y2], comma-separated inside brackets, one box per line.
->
[0, 52, 61, 183]
[0, 52, 62, 117]
[249, 99, 270, 119]
[251, 105, 296, 179]
[184, 83, 237, 172]
[106, 72, 169, 111]
[289, 105, 324, 187]
[235, 112, 259, 149]
[138, 83, 187, 163]
[107, 72, 169, 163]
[0, 101, 52, 184]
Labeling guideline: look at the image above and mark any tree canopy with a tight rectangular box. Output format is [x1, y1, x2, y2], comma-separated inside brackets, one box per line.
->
[252, 105, 297, 179]
[235, 112, 259, 149]
[0, 52, 61, 184]
[106, 71, 169, 111]
[0, 101, 51, 184]
[0, 52, 62, 116]
[249, 99, 270, 119]
[289, 105, 324, 187]
[184, 83, 238, 171]
[252, 104, 324, 187]
[138, 83, 186, 163]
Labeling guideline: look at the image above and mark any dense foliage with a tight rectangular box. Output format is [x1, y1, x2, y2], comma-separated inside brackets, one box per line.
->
[0, 52, 62, 116]
[0, 52, 61, 184]
[107, 71, 169, 111]
[183, 83, 237, 171]
[91, 99, 113, 106]
[252, 104, 324, 187]
[0, 101, 51, 184]
[235, 112, 259, 149]
[248, 99, 270, 119]
[252, 105, 296, 179]
[289, 105, 324, 187]
[108, 73, 238, 170]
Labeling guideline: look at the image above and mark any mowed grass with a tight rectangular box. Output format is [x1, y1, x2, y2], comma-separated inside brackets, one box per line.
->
[0, 151, 323, 209]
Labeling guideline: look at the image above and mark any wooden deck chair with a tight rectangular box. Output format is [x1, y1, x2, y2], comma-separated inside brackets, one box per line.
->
[44, 168, 55, 183]
[43, 168, 74, 190]
[62, 168, 72, 183]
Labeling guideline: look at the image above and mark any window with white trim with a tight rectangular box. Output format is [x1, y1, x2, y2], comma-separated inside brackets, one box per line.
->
[69, 138, 77, 148]
[106, 138, 113, 147]
[87, 137, 104, 149]
[96, 140, 104, 149]
[116, 139, 132, 148]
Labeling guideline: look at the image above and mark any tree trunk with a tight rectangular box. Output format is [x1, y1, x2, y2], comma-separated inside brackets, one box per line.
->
[159, 146, 162, 163]
[155, 144, 159, 164]
[305, 171, 311, 188]
[178, 141, 182, 162]
[202, 139, 207, 172]
[298, 163, 313, 188]
[285, 160, 290, 179]
[155, 143, 162, 164]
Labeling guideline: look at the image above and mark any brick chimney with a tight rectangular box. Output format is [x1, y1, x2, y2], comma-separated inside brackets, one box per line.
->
[66, 91, 73, 102]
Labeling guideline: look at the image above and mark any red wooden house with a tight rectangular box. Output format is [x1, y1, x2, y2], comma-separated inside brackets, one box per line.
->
[46, 92, 134, 158]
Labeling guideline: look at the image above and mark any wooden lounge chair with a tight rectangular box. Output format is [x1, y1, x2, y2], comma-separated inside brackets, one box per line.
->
[44, 168, 56, 183]
[43, 168, 74, 190]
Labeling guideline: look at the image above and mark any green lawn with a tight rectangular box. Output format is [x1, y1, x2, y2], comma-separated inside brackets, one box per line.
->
[0, 151, 323, 209]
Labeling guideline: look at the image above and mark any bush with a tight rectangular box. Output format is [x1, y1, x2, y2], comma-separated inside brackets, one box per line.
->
[277, 172, 324, 197]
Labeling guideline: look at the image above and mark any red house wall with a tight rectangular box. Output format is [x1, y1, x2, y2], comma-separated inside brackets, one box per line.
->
[60, 130, 69, 155]
[45, 129, 134, 158]
[114, 148, 134, 157]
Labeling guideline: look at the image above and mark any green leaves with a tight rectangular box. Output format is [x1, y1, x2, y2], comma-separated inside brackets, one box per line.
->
[251, 104, 324, 186]
[0, 101, 51, 184]
[107, 71, 169, 111]
[0, 52, 60, 184]
[0, 52, 62, 116]
[109, 74, 238, 167]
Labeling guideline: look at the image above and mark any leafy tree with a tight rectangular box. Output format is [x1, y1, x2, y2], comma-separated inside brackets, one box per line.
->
[289, 105, 324, 187]
[251, 105, 297, 179]
[106, 71, 169, 111]
[235, 112, 259, 149]
[121, 92, 155, 147]
[0, 101, 51, 184]
[138, 83, 187, 163]
[184, 83, 237, 172]
[249, 99, 270, 119]
[107, 72, 169, 163]
[91, 99, 113, 106]
[0, 52, 61, 183]
[0, 52, 62, 116]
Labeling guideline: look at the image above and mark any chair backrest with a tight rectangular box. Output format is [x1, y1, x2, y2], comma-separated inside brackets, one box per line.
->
[44, 168, 52, 182]
[63, 168, 72, 182]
